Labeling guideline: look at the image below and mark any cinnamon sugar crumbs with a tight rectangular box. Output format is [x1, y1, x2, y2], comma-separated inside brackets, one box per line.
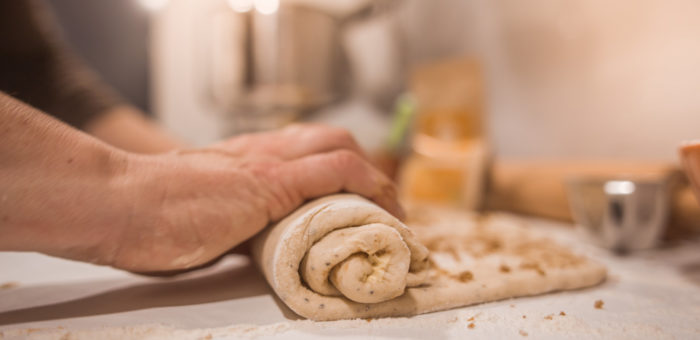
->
[457, 271, 473, 282]
[519, 262, 546, 276]
[559, 311, 566, 316]
[465, 236, 502, 257]
[499, 265, 511, 273]
[422, 233, 502, 258]
[512, 240, 584, 268]
[467, 316, 475, 321]
[365, 318, 373, 323]
[430, 262, 474, 283]
[544, 315, 553, 320]
[522, 315, 526, 319]
[595, 300, 604, 309]
[519, 330, 529, 337]
[468, 323, 475, 329]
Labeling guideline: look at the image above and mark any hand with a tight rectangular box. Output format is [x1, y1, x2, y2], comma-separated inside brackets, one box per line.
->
[0, 94, 402, 275]
[106, 124, 403, 273]
[210, 123, 370, 160]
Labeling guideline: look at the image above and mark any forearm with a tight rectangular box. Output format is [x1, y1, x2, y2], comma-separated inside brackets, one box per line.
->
[85, 106, 185, 154]
[0, 100, 403, 273]
[0, 93, 129, 262]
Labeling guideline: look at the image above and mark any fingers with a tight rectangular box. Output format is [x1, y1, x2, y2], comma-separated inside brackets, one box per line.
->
[275, 149, 405, 220]
[214, 124, 402, 218]
[279, 124, 369, 160]
[216, 124, 368, 161]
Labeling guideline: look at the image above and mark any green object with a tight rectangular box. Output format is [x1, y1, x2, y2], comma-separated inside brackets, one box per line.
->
[387, 93, 417, 153]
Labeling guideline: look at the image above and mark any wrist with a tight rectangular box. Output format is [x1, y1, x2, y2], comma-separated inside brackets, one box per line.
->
[0, 139, 134, 265]
[0, 94, 144, 266]
[99, 151, 181, 270]
[47, 145, 135, 265]
[92, 149, 151, 267]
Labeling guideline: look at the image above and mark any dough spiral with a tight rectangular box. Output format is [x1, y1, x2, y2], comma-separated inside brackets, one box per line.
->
[251, 194, 430, 320]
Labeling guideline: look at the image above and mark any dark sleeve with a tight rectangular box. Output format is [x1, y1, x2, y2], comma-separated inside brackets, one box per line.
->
[0, 0, 124, 129]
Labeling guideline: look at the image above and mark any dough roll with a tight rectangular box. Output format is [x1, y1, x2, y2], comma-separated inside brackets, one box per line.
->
[251, 194, 430, 320]
[251, 194, 607, 321]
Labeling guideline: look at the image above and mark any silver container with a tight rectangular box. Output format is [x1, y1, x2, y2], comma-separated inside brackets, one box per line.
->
[566, 177, 670, 253]
[198, 0, 405, 134]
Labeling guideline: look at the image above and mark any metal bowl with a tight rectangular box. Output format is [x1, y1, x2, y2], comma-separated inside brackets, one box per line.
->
[566, 176, 670, 253]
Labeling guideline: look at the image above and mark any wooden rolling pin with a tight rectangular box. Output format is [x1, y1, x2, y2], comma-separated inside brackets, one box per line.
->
[483, 160, 700, 237]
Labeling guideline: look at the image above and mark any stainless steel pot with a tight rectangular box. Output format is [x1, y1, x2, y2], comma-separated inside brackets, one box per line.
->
[198, 0, 403, 134]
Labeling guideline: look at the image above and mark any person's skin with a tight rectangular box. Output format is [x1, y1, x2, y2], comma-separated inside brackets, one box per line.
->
[0, 92, 404, 273]
[84, 105, 185, 154]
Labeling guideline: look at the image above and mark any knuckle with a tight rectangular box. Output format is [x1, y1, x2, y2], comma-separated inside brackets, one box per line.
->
[322, 127, 356, 147]
[333, 129, 356, 145]
[330, 149, 364, 170]
[247, 160, 299, 218]
[289, 123, 329, 139]
[252, 159, 281, 179]
[294, 124, 359, 150]
[306, 123, 350, 138]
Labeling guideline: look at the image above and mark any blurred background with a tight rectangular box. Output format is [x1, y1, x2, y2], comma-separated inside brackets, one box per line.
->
[45, 0, 700, 239]
[48, 0, 700, 161]
[46, 0, 151, 112]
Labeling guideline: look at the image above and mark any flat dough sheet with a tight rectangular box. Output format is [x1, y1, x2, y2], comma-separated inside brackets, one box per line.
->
[251, 194, 606, 321]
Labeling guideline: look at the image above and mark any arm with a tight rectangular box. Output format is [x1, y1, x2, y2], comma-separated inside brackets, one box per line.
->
[0, 92, 130, 262]
[0, 93, 402, 272]
[84, 105, 184, 154]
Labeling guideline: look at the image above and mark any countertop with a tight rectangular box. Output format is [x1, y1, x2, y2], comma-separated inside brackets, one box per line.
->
[1, 216, 699, 339]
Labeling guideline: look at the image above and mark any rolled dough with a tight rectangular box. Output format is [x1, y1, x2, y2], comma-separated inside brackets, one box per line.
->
[251, 194, 606, 321]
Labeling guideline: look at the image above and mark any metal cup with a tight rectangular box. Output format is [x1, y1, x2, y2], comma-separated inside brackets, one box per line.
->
[566, 177, 670, 253]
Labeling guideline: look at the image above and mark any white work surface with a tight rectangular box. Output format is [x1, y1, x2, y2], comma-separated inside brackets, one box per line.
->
[1, 217, 699, 340]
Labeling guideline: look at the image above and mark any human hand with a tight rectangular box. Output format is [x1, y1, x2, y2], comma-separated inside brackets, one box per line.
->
[105, 124, 403, 273]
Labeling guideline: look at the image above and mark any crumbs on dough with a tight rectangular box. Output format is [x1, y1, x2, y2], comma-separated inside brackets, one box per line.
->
[595, 300, 604, 309]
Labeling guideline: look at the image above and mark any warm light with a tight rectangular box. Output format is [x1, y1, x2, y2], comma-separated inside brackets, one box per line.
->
[138, 0, 169, 11]
[227, 0, 254, 13]
[254, 0, 279, 15]
[604, 181, 636, 195]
